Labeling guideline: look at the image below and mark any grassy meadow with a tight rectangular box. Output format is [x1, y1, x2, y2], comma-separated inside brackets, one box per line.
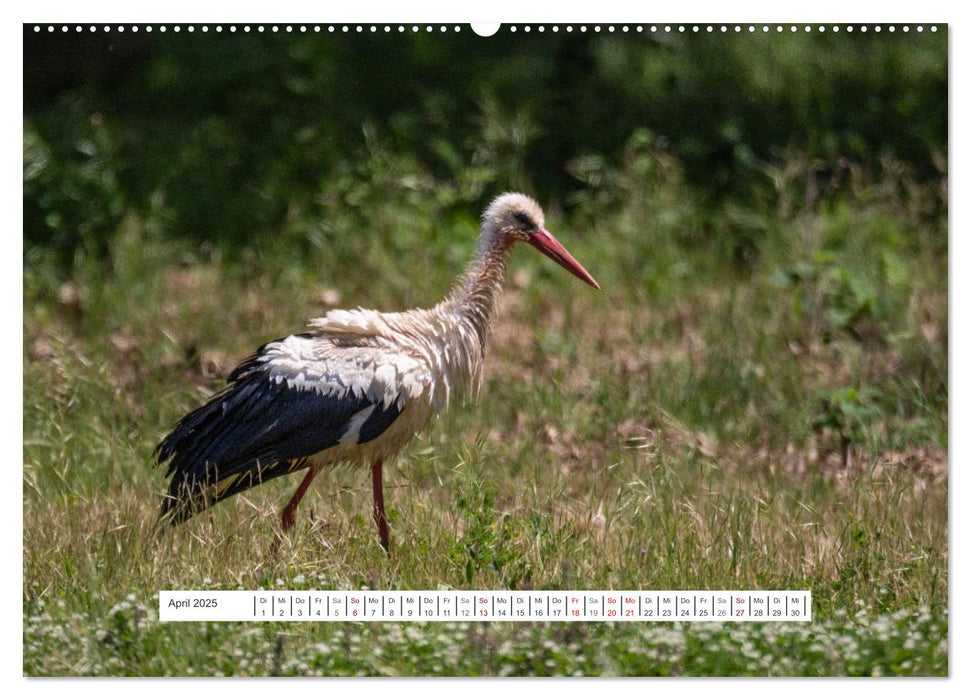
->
[23, 27, 947, 676]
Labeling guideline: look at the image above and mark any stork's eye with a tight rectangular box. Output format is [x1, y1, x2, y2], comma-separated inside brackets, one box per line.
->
[514, 212, 537, 230]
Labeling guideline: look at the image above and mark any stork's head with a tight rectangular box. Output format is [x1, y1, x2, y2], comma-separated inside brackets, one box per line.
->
[483, 192, 600, 290]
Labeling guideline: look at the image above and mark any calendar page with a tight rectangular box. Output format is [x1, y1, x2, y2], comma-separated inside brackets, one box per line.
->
[22, 14, 947, 679]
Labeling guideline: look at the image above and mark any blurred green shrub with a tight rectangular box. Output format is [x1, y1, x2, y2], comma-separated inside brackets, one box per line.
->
[771, 252, 884, 342]
[813, 386, 884, 465]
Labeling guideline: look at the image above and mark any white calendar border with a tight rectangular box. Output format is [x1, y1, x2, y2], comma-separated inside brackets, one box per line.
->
[159, 590, 812, 622]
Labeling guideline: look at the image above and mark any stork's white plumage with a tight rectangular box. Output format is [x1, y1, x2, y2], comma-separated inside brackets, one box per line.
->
[155, 192, 599, 550]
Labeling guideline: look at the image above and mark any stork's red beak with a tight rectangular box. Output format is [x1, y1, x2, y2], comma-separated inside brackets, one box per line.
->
[528, 228, 601, 290]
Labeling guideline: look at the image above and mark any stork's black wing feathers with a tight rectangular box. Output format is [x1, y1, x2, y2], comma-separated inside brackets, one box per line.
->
[155, 357, 403, 525]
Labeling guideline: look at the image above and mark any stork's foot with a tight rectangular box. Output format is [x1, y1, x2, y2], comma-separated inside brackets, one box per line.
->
[270, 464, 320, 554]
[371, 460, 391, 554]
[269, 515, 295, 557]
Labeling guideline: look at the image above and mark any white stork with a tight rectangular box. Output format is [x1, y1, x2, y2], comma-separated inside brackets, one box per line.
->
[155, 192, 599, 550]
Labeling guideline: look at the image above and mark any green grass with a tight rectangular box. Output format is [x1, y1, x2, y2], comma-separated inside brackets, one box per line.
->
[23, 145, 947, 676]
[24, 608, 946, 676]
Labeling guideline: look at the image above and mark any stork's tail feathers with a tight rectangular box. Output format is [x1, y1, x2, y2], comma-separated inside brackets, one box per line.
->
[154, 374, 313, 525]
[159, 456, 311, 526]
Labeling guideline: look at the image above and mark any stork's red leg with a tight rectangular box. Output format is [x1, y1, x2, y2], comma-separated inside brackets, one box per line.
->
[371, 460, 390, 552]
[280, 464, 319, 532]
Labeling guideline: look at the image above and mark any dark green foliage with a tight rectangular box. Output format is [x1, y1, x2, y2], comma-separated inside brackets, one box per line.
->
[24, 26, 946, 267]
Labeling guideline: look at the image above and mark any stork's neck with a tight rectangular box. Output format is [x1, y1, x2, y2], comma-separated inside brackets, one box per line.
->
[446, 231, 511, 346]
[407, 229, 509, 411]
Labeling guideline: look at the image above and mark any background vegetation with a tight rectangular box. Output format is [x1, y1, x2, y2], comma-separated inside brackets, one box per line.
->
[23, 24, 947, 676]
